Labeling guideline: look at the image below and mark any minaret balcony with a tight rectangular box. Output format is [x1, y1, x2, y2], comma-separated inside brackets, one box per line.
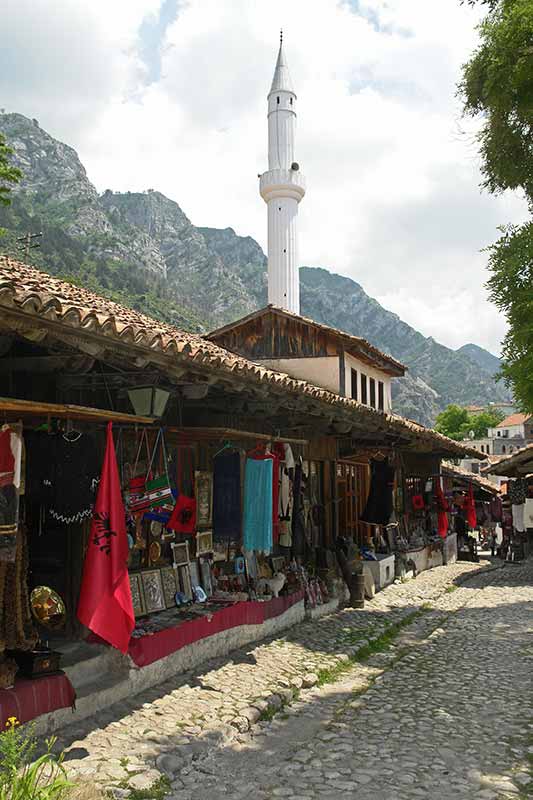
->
[260, 168, 306, 203]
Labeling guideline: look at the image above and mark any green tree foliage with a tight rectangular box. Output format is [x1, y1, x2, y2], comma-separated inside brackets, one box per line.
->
[0, 133, 21, 207]
[460, 0, 533, 411]
[435, 404, 504, 439]
[435, 404, 469, 440]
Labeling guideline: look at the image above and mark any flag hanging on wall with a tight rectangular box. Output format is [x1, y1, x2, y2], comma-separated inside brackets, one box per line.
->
[465, 482, 477, 531]
[77, 422, 134, 653]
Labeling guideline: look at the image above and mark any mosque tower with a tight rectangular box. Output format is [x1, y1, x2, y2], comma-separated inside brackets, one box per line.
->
[259, 33, 306, 314]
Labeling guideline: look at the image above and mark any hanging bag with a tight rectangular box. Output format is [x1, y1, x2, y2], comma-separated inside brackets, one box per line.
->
[167, 446, 197, 534]
[411, 494, 425, 511]
[144, 429, 173, 509]
[127, 429, 152, 512]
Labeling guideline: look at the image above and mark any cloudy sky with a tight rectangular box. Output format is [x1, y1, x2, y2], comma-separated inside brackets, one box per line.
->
[2, 0, 526, 354]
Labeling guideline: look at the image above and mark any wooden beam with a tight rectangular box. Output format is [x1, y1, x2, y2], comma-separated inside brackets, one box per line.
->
[0, 396, 155, 425]
[167, 426, 308, 445]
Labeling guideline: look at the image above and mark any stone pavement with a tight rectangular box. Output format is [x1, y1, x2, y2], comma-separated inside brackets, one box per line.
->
[61, 557, 533, 799]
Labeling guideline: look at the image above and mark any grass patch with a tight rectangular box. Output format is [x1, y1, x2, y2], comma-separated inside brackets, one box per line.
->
[444, 585, 458, 593]
[117, 776, 171, 800]
[316, 608, 428, 687]
[258, 705, 278, 722]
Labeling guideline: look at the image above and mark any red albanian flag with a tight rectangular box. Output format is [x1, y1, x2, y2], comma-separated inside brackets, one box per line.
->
[466, 483, 477, 530]
[434, 478, 449, 539]
[77, 422, 134, 653]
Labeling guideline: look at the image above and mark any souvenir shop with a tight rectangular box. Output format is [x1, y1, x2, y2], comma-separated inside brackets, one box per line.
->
[334, 445, 464, 586]
[0, 258, 483, 732]
[481, 445, 533, 560]
[441, 462, 502, 561]
[0, 398, 340, 726]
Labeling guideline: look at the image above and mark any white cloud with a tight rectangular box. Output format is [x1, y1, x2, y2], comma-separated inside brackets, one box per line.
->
[1, 0, 527, 355]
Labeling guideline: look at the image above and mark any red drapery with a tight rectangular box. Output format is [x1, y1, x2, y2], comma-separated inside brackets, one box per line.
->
[78, 422, 134, 653]
[0, 674, 75, 728]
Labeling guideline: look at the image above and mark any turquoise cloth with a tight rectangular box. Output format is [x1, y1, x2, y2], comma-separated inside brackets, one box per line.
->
[243, 457, 273, 553]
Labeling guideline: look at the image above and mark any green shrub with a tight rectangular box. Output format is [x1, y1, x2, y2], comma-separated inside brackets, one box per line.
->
[0, 717, 71, 800]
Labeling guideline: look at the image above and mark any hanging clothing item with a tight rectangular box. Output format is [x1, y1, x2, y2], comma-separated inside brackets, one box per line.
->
[25, 431, 55, 506]
[465, 484, 477, 530]
[167, 445, 196, 534]
[249, 450, 280, 544]
[48, 434, 100, 525]
[243, 457, 273, 553]
[0, 526, 36, 651]
[524, 497, 533, 529]
[276, 443, 295, 520]
[360, 458, 395, 526]
[489, 495, 503, 522]
[434, 478, 449, 539]
[0, 424, 23, 538]
[291, 461, 308, 557]
[213, 451, 241, 541]
[509, 479, 526, 505]
[512, 503, 525, 532]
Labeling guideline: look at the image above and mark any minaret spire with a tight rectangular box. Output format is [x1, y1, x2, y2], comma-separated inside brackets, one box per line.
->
[259, 36, 305, 314]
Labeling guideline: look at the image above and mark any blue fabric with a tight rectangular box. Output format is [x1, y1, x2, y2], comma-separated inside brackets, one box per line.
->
[243, 457, 273, 553]
[213, 451, 241, 541]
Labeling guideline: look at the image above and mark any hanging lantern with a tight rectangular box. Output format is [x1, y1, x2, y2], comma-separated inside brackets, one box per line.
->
[127, 386, 171, 418]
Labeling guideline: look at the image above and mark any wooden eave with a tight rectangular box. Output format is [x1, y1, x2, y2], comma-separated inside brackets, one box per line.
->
[0, 396, 155, 425]
[206, 305, 406, 377]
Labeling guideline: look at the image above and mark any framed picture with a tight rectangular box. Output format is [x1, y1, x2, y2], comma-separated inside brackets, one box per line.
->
[160, 566, 178, 608]
[129, 573, 145, 617]
[199, 557, 212, 596]
[271, 556, 286, 573]
[178, 564, 193, 600]
[196, 530, 213, 556]
[189, 560, 200, 589]
[195, 471, 213, 528]
[171, 541, 190, 567]
[141, 569, 165, 613]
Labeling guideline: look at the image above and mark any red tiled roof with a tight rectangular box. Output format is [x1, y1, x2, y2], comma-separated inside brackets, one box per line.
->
[496, 413, 531, 428]
[0, 256, 481, 458]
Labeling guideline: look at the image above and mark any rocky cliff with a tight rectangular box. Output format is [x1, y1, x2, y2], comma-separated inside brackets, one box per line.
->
[0, 112, 511, 425]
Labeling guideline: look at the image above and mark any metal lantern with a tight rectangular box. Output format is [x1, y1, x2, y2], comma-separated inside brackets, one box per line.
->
[127, 386, 171, 418]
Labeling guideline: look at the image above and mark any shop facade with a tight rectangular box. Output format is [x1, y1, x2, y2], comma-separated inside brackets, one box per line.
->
[0, 257, 481, 733]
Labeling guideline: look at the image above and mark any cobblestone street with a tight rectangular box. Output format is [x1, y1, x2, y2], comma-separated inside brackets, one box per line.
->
[63, 558, 533, 799]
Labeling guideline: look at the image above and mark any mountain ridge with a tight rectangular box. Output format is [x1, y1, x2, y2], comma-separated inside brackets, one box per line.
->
[0, 112, 511, 425]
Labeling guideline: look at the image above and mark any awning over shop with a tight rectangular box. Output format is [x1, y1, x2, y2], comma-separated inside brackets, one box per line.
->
[442, 461, 500, 496]
[481, 443, 533, 478]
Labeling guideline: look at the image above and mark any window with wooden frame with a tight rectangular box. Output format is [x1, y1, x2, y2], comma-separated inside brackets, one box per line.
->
[369, 377, 376, 408]
[378, 381, 384, 411]
[351, 368, 358, 400]
[361, 373, 368, 405]
[336, 460, 372, 545]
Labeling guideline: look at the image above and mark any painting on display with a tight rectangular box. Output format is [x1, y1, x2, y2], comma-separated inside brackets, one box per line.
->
[189, 560, 200, 589]
[129, 573, 145, 617]
[178, 564, 193, 600]
[141, 570, 165, 613]
[195, 471, 213, 528]
[160, 566, 178, 608]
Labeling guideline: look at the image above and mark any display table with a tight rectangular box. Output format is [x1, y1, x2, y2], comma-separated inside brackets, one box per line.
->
[128, 590, 304, 668]
[364, 555, 395, 591]
[0, 673, 76, 728]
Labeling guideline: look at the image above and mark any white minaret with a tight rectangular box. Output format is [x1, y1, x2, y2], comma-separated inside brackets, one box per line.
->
[260, 33, 306, 314]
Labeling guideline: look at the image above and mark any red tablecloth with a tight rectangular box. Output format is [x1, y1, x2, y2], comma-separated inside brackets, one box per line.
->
[0, 673, 76, 728]
[129, 590, 304, 667]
